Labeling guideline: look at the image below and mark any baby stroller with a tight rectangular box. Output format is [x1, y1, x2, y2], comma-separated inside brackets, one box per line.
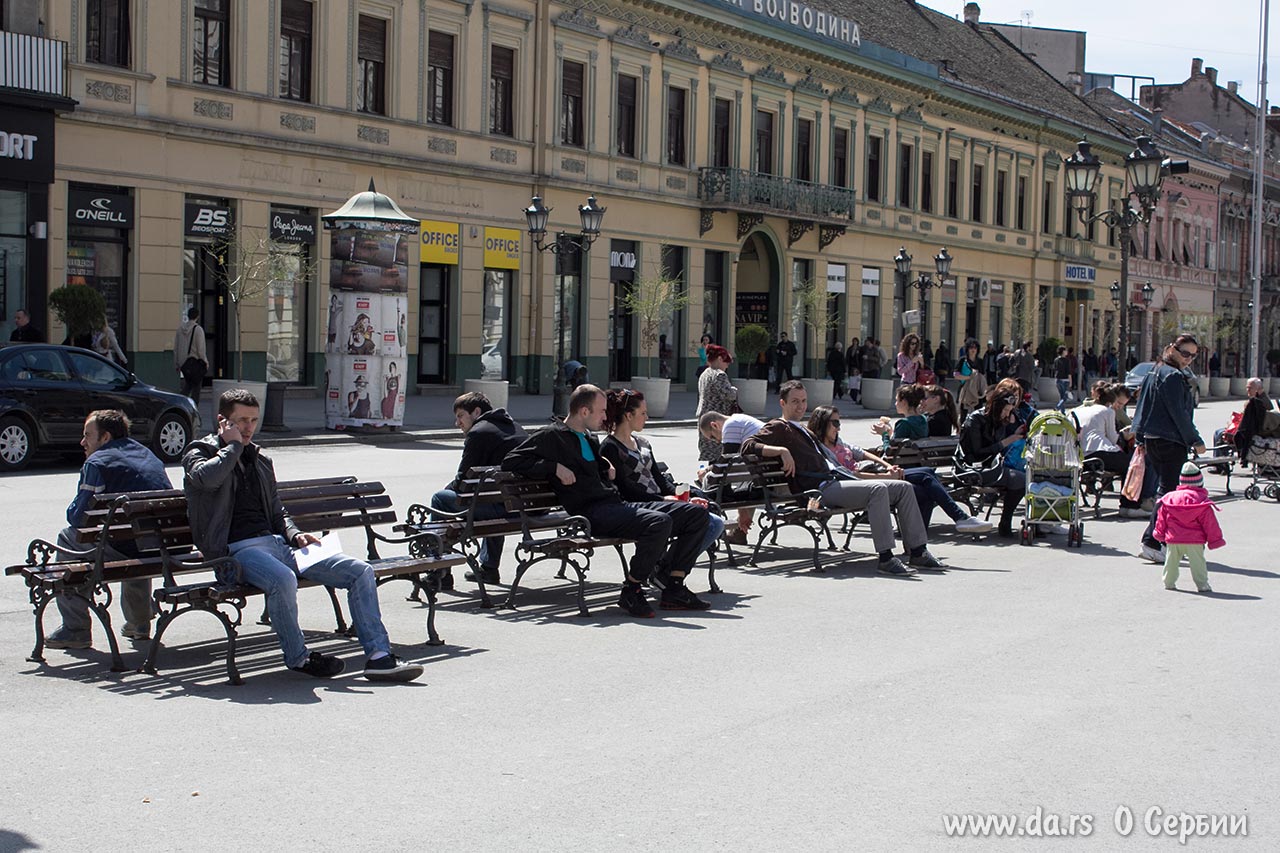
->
[1242, 436, 1280, 501]
[1021, 411, 1085, 547]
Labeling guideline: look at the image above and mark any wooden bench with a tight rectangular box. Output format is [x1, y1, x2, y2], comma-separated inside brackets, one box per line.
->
[400, 466, 722, 613]
[880, 436, 1002, 521]
[6, 477, 465, 684]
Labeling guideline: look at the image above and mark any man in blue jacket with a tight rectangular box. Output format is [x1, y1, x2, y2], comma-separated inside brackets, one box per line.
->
[45, 410, 172, 649]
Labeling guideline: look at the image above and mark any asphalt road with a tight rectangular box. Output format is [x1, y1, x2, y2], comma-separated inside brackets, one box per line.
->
[0, 399, 1273, 851]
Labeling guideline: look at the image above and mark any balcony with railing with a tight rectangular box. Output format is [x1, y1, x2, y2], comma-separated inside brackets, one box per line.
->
[0, 30, 69, 100]
[698, 167, 856, 248]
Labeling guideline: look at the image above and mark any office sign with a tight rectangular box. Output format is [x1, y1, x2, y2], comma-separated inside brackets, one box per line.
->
[270, 208, 316, 244]
[68, 188, 134, 228]
[483, 227, 521, 269]
[184, 200, 234, 237]
[419, 220, 460, 265]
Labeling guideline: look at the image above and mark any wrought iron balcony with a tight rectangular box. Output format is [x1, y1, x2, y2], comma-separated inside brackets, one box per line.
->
[0, 31, 68, 98]
[698, 167, 856, 248]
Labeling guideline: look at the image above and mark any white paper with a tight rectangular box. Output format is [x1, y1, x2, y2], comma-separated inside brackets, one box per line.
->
[294, 533, 343, 572]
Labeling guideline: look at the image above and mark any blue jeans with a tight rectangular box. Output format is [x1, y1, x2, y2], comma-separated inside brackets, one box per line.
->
[1056, 379, 1071, 411]
[225, 534, 389, 668]
[699, 510, 725, 553]
[1141, 438, 1190, 548]
[904, 468, 968, 527]
[430, 488, 507, 569]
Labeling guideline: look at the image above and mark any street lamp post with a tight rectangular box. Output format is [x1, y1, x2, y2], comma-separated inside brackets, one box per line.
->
[894, 246, 954, 332]
[524, 194, 606, 417]
[1063, 136, 1182, 375]
[1112, 279, 1155, 368]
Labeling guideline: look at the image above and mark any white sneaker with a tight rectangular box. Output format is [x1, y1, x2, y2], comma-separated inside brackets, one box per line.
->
[954, 516, 995, 534]
[1140, 543, 1165, 563]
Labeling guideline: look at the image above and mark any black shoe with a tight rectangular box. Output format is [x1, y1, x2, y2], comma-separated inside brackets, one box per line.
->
[618, 584, 655, 618]
[908, 549, 945, 571]
[998, 526, 1016, 539]
[877, 557, 917, 576]
[291, 651, 344, 678]
[465, 567, 500, 585]
[363, 653, 424, 683]
[436, 569, 455, 591]
[659, 583, 712, 611]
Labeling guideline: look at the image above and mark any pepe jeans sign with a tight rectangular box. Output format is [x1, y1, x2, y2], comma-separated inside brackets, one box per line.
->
[184, 200, 234, 237]
[68, 189, 135, 228]
[1065, 264, 1096, 283]
[269, 209, 316, 244]
[712, 0, 861, 48]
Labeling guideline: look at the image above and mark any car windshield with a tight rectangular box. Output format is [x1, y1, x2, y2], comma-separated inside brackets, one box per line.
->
[1128, 363, 1153, 378]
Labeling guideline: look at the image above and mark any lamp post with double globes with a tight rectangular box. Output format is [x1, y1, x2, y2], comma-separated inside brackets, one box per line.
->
[894, 247, 954, 332]
[524, 194, 606, 417]
[1063, 136, 1181, 374]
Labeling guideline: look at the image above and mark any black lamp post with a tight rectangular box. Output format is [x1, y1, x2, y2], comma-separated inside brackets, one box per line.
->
[894, 247, 954, 329]
[524, 194, 606, 416]
[1063, 136, 1173, 374]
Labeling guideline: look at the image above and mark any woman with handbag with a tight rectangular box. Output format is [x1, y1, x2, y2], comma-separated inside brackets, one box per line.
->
[173, 306, 208, 405]
[1072, 383, 1144, 517]
[897, 333, 925, 384]
[956, 381, 1028, 538]
[695, 344, 738, 461]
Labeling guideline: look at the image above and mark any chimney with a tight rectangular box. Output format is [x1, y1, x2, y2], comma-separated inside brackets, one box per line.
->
[1151, 108, 1164, 137]
[1229, 81, 1240, 95]
[1206, 66, 1218, 85]
[964, 3, 980, 25]
[1191, 57, 1203, 76]
[1067, 70, 1084, 96]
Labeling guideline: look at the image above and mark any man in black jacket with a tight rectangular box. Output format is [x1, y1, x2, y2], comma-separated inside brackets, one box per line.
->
[431, 392, 527, 585]
[776, 332, 797, 382]
[502, 384, 710, 617]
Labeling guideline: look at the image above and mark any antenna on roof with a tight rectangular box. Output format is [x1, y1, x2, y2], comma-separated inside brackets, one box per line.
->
[1021, 9, 1033, 26]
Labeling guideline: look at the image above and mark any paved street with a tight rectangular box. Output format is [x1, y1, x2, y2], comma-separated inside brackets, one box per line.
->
[0, 399, 1274, 851]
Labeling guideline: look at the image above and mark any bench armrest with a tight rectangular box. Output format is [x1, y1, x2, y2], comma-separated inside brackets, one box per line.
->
[25, 538, 97, 568]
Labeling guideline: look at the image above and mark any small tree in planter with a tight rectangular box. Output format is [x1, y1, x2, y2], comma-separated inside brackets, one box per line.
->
[49, 284, 107, 349]
[791, 278, 839, 378]
[619, 271, 690, 379]
[734, 324, 770, 380]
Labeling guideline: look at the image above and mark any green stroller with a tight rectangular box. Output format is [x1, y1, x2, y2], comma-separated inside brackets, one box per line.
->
[1021, 411, 1085, 548]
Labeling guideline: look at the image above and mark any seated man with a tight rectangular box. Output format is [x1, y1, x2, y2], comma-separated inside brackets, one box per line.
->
[430, 391, 527, 586]
[184, 390, 422, 682]
[45, 410, 172, 649]
[503, 384, 711, 616]
[1223, 377, 1275, 454]
[741, 381, 942, 576]
[697, 410, 764, 544]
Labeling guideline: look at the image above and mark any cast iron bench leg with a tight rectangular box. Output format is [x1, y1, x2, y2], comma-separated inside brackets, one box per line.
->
[706, 546, 722, 594]
[326, 586, 352, 636]
[87, 595, 126, 673]
[142, 605, 180, 677]
[503, 562, 532, 610]
[423, 576, 444, 646]
[568, 557, 589, 617]
[26, 584, 55, 664]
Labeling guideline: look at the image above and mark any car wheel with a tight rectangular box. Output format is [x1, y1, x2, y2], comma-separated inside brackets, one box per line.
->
[0, 416, 35, 471]
[153, 412, 190, 463]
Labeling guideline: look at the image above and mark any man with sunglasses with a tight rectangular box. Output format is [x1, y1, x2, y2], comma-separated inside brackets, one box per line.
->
[1132, 334, 1206, 563]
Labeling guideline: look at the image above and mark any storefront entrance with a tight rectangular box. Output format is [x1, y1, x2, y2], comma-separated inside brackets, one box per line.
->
[183, 244, 229, 379]
[418, 264, 450, 384]
[733, 231, 781, 379]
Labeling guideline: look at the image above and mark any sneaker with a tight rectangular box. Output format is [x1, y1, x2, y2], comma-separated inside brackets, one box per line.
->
[997, 526, 1016, 539]
[618, 584, 655, 618]
[908, 549, 946, 571]
[291, 651, 345, 678]
[1139, 543, 1165, 564]
[120, 624, 151, 642]
[877, 557, 917, 576]
[363, 654, 424, 683]
[723, 528, 749, 546]
[1165, 584, 1177, 591]
[1197, 585, 1213, 594]
[659, 583, 712, 611]
[465, 567, 500, 585]
[954, 516, 994, 534]
[45, 629, 91, 650]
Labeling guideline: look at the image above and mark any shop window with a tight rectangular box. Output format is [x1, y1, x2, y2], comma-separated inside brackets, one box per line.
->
[481, 270, 511, 380]
[359, 16, 389, 116]
[490, 46, 515, 136]
[87, 0, 131, 68]
[266, 242, 309, 383]
[279, 0, 312, 102]
[193, 0, 229, 87]
[659, 245, 686, 381]
[703, 250, 725, 345]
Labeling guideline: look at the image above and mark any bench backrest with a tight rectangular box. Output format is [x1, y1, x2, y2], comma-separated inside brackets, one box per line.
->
[705, 454, 795, 510]
[882, 436, 959, 470]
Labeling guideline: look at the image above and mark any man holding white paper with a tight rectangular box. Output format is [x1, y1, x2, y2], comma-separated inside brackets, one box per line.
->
[183, 389, 422, 682]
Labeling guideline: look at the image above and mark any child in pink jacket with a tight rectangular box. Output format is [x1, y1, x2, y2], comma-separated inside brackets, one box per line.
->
[1154, 462, 1224, 593]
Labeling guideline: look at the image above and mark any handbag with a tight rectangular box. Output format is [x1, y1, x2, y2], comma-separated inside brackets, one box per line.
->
[916, 367, 937, 385]
[180, 326, 206, 383]
[1121, 444, 1146, 503]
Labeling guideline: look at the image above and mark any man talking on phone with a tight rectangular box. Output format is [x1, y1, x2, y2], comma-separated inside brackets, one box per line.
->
[183, 389, 422, 682]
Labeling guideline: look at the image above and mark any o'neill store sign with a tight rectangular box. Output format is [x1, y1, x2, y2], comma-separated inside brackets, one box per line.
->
[1065, 264, 1096, 283]
[68, 189, 134, 228]
[710, 0, 861, 48]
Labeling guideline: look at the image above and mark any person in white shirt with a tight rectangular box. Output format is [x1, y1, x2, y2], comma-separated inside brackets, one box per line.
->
[697, 411, 765, 543]
[1071, 382, 1143, 517]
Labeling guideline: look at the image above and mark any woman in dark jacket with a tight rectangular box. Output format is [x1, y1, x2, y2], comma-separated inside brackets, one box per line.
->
[932, 341, 952, 378]
[956, 382, 1028, 537]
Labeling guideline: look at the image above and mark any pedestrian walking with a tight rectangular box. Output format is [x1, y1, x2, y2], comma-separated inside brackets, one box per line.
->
[695, 344, 738, 461]
[174, 307, 209, 405]
[776, 332, 797, 382]
[1154, 462, 1223, 593]
[1053, 346, 1072, 412]
[826, 340, 846, 398]
[897, 333, 924, 384]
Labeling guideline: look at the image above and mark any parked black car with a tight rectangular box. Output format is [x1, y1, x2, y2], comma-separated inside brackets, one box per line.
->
[0, 344, 201, 471]
[1123, 361, 1201, 409]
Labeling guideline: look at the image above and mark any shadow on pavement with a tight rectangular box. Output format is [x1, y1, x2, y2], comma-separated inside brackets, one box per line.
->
[1169, 588, 1262, 601]
[0, 829, 42, 853]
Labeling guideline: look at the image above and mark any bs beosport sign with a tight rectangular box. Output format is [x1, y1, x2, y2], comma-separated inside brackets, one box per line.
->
[68, 189, 135, 228]
[184, 200, 234, 237]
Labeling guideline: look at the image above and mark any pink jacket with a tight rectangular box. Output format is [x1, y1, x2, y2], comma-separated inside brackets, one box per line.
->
[1154, 486, 1225, 548]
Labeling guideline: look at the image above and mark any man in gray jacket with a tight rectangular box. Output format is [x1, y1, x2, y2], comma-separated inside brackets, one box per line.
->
[183, 389, 421, 682]
[174, 307, 208, 404]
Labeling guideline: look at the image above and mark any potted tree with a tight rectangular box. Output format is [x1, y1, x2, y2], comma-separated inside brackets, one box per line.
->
[1034, 336, 1065, 407]
[49, 284, 107, 350]
[618, 270, 689, 417]
[733, 323, 771, 415]
[791, 277, 838, 407]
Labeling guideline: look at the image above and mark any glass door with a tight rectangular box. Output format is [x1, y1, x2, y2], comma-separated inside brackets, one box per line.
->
[183, 244, 228, 379]
[418, 264, 450, 383]
[609, 279, 632, 382]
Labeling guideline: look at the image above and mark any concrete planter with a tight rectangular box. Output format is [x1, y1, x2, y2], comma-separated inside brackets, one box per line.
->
[1036, 377, 1061, 407]
[1230, 377, 1249, 396]
[801, 377, 834, 408]
[631, 377, 671, 417]
[464, 378, 508, 410]
[735, 378, 769, 416]
[860, 377, 895, 411]
[1209, 377, 1231, 397]
[211, 378, 269, 409]
[1196, 375, 1210, 398]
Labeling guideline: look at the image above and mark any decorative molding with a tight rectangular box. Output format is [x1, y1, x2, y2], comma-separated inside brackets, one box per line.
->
[70, 0, 81, 64]
[897, 105, 924, 123]
[613, 24, 653, 49]
[140, 0, 149, 74]
[737, 212, 763, 239]
[1017, 236, 1028, 246]
[919, 220, 933, 231]
[358, 125, 390, 144]
[755, 65, 787, 86]
[490, 147, 518, 164]
[818, 224, 846, 251]
[85, 79, 132, 102]
[971, 229, 984, 239]
[556, 8, 602, 36]
[699, 209, 721, 236]
[616, 167, 639, 182]
[562, 157, 586, 173]
[866, 95, 894, 114]
[663, 38, 700, 63]
[947, 225, 961, 236]
[666, 175, 687, 191]
[787, 219, 814, 247]
[898, 214, 912, 225]
[866, 209, 881, 221]
[483, 2, 534, 22]
[193, 98, 233, 120]
[280, 112, 316, 132]
[347, 0, 356, 110]
[710, 52, 745, 74]
[428, 137, 457, 155]
[796, 72, 828, 97]
[180, 0, 189, 82]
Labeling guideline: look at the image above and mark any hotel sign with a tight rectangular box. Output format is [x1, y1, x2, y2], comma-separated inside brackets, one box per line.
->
[1065, 264, 1096, 283]
[712, 0, 861, 48]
